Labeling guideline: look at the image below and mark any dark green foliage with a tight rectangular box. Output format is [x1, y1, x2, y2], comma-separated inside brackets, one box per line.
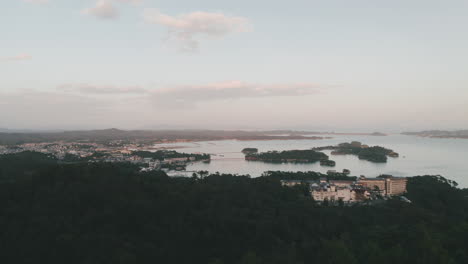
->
[314, 142, 396, 163]
[0, 153, 467, 263]
[357, 148, 387, 162]
[0, 151, 57, 181]
[335, 143, 393, 163]
[264, 171, 357, 181]
[241, 148, 258, 154]
[62, 152, 107, 162]
[245, 149, 328, 163]
[132, 150, 210, 161]
[320, 159, 336, 166]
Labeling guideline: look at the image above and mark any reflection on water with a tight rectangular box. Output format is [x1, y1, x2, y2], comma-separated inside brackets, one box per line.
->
[156, 135, 468, 187]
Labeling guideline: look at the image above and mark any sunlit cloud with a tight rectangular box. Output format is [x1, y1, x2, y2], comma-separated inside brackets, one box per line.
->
[1, 53, 32, 61]
[58, 83, 148, 94]
[0, 89, 147, 129]
[116, 0, 142, 5]
[82, 0, 118, 19]
[143, 9, 252, 52]
[149, 81, 322, 108]
[23, 0, 49, 4]
[57, 80, 323, 108]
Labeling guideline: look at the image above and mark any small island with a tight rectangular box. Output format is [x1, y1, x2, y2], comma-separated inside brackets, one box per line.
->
[313, 141, 399, 163]
[244, 149, 329, 163]
[320, 159, 336, 167]
[241, 148, 258, 154]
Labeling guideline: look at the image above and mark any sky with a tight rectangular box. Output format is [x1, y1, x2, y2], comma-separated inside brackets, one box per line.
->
[1, 0, 468, 132]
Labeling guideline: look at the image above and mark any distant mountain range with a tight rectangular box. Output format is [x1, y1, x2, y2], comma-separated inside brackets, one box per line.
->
[402, 130, 468, 139]
[0, 128, 399, 145]
[0, 128, 329, 145]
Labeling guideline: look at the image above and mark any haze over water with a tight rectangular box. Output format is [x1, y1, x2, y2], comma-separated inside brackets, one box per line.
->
[157, 135, 468, 187]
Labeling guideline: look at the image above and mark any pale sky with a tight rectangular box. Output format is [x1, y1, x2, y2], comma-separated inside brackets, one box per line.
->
[1, 0, 468, 131]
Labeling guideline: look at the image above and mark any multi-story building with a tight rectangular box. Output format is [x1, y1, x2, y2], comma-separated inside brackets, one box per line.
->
[310, 183, 357, 203]
[357, 176, 407, 196]
[329, 180, 354, 187]
[281, 174, 407, 204]
[358, 178, 386, 193]
[386, 177, 407, 195]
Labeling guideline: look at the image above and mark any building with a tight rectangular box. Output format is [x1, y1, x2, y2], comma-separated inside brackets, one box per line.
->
[164, 157, 188, 164]
[281, 180, 314, 187]
[386, 177, 407, 195]
[329, 180, 354, 187]
[281, 174, 407, 204]
[357, 176, 407, 196]
[358, 178, 386, 193]
[310, 183, 356, 203]
[281, 180, 303, 187]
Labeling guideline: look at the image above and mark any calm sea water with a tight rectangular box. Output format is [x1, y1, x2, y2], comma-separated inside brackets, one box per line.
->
[156, 135, 468, 187]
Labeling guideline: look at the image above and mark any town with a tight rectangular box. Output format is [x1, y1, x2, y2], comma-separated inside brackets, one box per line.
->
[281, 173, 408, 204]
[0, 141, 210, 172]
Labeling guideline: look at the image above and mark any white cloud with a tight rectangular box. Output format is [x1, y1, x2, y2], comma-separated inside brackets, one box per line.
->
[58, 83, 148, 94]
[1, 53, 32, 61]
[143, 9, 252, 52]
[82, 0, 118, 19]
[149, 81, 322, 108]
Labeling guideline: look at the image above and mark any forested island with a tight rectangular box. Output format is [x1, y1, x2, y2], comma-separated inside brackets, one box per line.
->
[241, 148, 258, 154]
[244, 149, 329, 163]
[132, 150, 210, 161]
[313, 141, 399, 163]
[320, 159, 336, 166]
[0, 152, 467, 263]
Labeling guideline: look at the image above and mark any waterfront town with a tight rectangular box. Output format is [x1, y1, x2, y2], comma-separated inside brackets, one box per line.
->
[0, 141, 210, 172]
[281, 174, 408, 204]
[1, 140, 407, 204]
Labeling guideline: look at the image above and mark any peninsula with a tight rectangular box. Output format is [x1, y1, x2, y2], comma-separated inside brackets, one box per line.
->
[402, 130, 468, 139]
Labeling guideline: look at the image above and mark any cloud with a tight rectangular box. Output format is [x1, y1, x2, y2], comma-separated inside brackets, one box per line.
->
[115, 0, 142, 4]
[143, 9, 251, 52]
[0, 88, 159, 130]
[149, 81, 322, 108]
[0, 90, 112, 129]
[1, 53, 32, 61]
[23, 0, 49, 4]
[57, 80, 323, 109]
[82, 0, 118, 19]
[58, 83, 148, 94]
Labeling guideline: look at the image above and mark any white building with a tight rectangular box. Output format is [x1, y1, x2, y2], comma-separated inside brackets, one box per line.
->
[311, 184, 355, 203]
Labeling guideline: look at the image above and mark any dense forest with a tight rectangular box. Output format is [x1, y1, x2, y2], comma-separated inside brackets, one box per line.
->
[245, 149, 329, 163]
[132, 150, 210, 161]
[0, 152, 467, 264]
[241, 148, 259, 154]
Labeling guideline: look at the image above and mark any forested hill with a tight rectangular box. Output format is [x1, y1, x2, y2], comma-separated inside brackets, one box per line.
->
[0, 152, 467, 264]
